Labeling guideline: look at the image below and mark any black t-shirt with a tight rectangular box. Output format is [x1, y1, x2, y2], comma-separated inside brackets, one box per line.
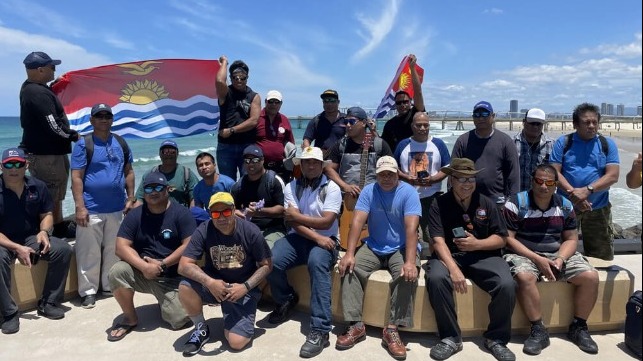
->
[183, 218, 271, 284]
[118, 201, 196, 277]
[381, 107, 421, 152]
[303, 112, 346, 150]
[218, 85, 257, 144]
[327, 136, 393, 163]
[0, 175, 53, 243]
[428, 190, 507, 256]
[230, 171, 285, 230]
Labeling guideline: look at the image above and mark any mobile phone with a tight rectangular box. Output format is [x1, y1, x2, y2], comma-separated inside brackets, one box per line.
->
[29, 250, 41, 265]
[417, 170, 429, 179]
[452, 227, 466, 238]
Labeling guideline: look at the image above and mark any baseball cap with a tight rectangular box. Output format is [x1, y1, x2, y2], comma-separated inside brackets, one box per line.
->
[473, 101, 494, 113]
[376, 156, 398, 174]
[525, 108, 546, 123]
[266, 90, 283, 102]
[292, 146, 331, 166]
[320, 89, 339, 99]
[208, 192, 235, 209]
[23, 51, 61, 69]
[159, 140, 178, 150]
[91, 103, 113, 116]
[243, 144, 263, 158]
[440, 158, 482, 176]
[346, 106, 367, 120]
[2, 148, 26, 163]
[143, 172, 168, 187]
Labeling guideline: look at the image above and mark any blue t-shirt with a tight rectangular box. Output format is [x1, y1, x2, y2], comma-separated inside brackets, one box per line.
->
[193, 174, 236, 209]
[117, 201, 196, 277]
[71, 134, 134, 213]
[550, 133, 619, 209]
[355, 182, 422, 255]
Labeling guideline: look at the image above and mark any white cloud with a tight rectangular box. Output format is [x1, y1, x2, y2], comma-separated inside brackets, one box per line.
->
[0, 0, 84, 38]
[104, 34, 135, 50]
[351, 0, 401, 62]
[483, 8, 504, 15]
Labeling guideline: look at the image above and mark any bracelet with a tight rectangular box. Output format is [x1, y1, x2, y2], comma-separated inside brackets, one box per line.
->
[243, 281, 251, 291]
[554, 256, 566, 263]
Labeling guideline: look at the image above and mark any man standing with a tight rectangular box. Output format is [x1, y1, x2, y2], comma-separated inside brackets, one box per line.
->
[106, 172, 196, 341]
[178, 192, 272, 355]
[267, 146, 342, 358]
[215, 56, 261, 180]
[71, 103, 136, 308]
[513, 108, 553, 191]
[395, 112, 450, 246]
[381, 54, 425, 152]
[503, 164, 599, 355]
[256, 90, 295, 182]
[192, 152, 235, 210]
[231, 145, 286, 248]
[452, 101, 519, 205]
[0, 148, 73, 334]
[425, 158, 515, 361]
[135, 140, 199, 207]
[550, 102, 619, 261]
[302, 89, 346, 154]
[336, 156, 421, 360]
[19, 51, 79, 231]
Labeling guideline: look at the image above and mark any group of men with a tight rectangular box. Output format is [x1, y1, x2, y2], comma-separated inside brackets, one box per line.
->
[0, 50, 635, 361]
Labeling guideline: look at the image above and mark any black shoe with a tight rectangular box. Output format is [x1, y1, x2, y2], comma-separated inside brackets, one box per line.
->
[567, 322, 598, 354]
[523, 324, 550, 355]
[299, 330, 330, 358]
[268, 293, 299, 324]
[1, 311, 20, 334]
[81, 295, 96, 309]
[182, 322, 210, 357]
[37, 299, 65, 320]
[430, 340, 463, 360]
[484, 339, 516, 361]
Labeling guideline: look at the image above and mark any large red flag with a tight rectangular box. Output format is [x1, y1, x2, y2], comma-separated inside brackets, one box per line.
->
[374, 56, 424, 119]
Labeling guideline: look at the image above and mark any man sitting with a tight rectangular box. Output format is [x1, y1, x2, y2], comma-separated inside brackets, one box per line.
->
[503, 163, 599, 355]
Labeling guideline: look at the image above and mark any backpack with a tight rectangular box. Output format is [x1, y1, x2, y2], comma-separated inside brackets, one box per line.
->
[230, 169, 281, 206]
[83, 133, 131, 174]
[625, 290, 642, 358]
[561, 133, 609, 163]
[516, 191, 572, 219]
[293, 175, 329, 204]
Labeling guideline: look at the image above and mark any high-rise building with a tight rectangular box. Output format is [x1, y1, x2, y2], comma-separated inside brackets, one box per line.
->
[601, 103, 608, 114]
[617, 104, 625, 116]
[510, 100, 518, 114]
[607, 104, 614, 115]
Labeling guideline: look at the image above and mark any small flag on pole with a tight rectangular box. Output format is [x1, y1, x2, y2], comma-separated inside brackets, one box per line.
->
[374, 56, 424, 120]
[52, 59, 220, 139]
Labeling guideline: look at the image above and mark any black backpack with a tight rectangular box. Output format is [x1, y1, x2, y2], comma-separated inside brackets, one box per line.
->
[625, 290, 642, 358]
[561, 133, 609, 164]
[83, 133, 131, 175]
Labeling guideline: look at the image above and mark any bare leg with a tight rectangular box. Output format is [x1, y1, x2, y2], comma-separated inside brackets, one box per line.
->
[224, 329, 252, 350]
[110, 287, 138, 338]
[514, 272, 542, 321]
[569, 270, 599, 319]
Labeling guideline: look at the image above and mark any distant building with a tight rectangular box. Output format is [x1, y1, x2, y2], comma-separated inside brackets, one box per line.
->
[637, 106, 642, 116]
[607, 104, 614, 116]
[617, 104, 625, 116]
[510, 100, 518, 116]
[601, 103, 608, 114]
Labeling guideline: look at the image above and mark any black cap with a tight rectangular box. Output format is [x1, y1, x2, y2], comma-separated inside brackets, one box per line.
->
[91, 103, 113, 116]
[143, 172, 168, 187]
[23, 51, 61, 69]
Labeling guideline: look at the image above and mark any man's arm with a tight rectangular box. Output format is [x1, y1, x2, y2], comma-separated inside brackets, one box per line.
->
[161, 235, 191, 269]
[626, 153, 643, 188]
[285, 206, 337, 231]
[71, 168, 89, 227]
[324, 162, 355, 195]
[115, 237, 151, 273]
[0, 232, 34, 266]
[230, 94, 261, 133]
[409, 54, 425, 112]
[504, 139, 521, 196]
[215, 55, 229, 103]
[245, 258, 272, 290]
[123, 162, 137, 211]
[401, 214, 420, 281]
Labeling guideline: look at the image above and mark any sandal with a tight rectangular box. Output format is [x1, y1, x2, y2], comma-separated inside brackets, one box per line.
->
[107, 323, 137, 342]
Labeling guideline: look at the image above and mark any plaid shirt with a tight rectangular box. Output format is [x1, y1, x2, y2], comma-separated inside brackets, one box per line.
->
[513, 131, 554, 191]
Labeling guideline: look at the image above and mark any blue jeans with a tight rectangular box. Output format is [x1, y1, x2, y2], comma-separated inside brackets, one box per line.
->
[267, 233, 337, 333]
[216, 142, 251, 181]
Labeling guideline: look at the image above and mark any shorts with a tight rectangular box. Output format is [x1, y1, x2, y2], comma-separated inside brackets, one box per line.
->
[27, 154, 70, 201]
[504, 251, 595, 281]
[180, 277, 260, 338]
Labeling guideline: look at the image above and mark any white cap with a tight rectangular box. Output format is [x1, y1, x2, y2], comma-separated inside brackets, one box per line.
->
[266, 90, 283, 102]
[525, 108, 546, 123]
[293, 146, 330, 166]
[376, 156, 399, 174]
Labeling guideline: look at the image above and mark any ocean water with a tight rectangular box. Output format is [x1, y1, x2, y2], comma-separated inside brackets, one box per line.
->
[1, 116, 640, 228]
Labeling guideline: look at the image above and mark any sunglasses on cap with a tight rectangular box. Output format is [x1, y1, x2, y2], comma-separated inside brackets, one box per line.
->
[2, 161, 26, 169]
[395, 100, 410, 106]
[211, 209, 234, 219]
[453, 176, 476, 183]
[533, 177, 556, 186]
[267, 99, 282, 104]
[322, 98, 338, 103]
[143, 184, 167, 194]
[472, 112, 491, 118]
[243, 157, 262, 164]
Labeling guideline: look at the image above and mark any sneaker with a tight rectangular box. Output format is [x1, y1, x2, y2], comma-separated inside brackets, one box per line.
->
[81, 295, 96, 309]
[381, 327, 407, 360]
[523, 324, 550, 355]
[182, 322, 210, 357]
[430, 340, 463, 360]
[484, 339, 516, 361]
[1, 311, 20, 334]
[299, 330, 330, 358]
[37, 299, 65, 320]
[268, 293, 299, 324]
[567, 322, 598, 354]
[336, 323, 366, 350]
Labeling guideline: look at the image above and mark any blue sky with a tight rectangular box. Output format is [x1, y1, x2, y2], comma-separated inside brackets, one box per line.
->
[0, 0, 641, 117]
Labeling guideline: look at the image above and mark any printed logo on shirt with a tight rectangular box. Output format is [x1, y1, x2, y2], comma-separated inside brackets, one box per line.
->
[475, 207, 487, 221]
[209, 244, 246, 270]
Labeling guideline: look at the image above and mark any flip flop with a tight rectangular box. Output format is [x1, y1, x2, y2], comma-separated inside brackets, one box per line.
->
[107, 323, 137, 342]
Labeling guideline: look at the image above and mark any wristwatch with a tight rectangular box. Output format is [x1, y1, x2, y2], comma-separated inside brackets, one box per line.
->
[229, 127, 236, 134]
[160, 261, 168, 273]
[586, 185, 594, 193]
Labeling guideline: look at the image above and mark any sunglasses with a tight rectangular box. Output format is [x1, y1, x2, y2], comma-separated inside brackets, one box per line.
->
[161, 148, 177, 155]
[231, 75, 247, 81]
[93, 113, 113, 120]
[243, 157, 262, 164]
[211, 209, 234, 219]
[267, 99, 282, 104]
[322, 98, 338, 103]
[526, 122, 544, 127]
[533, 177, 556, 186]
[343, 118, 361, 126]
[143, 184, 167, 194]
[2, 161, 26, 169]
[395, 100, 410, 106]
[472, 112, 491, 118]
[453, 176, 476, 183]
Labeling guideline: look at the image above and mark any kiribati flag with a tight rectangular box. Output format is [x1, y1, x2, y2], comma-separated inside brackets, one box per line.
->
[374, 56, 424, 120]
[52, 59, 220, 139]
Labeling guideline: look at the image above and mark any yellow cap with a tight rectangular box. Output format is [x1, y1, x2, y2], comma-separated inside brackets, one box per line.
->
[208, 192, 235, 209]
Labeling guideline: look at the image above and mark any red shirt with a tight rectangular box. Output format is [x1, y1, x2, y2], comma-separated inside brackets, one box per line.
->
[255, 109, 295, 163]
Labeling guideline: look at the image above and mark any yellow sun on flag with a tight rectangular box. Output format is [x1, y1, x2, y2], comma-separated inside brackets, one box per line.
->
[398, 72, 411, 90]
[119, 80, 169, 105]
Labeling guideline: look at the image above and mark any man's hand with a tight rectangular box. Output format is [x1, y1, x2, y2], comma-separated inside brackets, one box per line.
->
[123, 199, 137, 215]
[284, 202, 301, 222]
[219, 55, 228, 65]
[342, 184, 361, 198]
[338, 254, 356, 277]
[16, 245, 35, 267]
[223, 282, 248, 303]
[568, 187, 591, 204]
[409, 54, 417, 66]
[449, 267, 468, 294]
[36, 232, 50, 254]
[400, 261, 418, 282]
[453, 231, 478, 252]
[205, 278, 230, 303]
[75, 206, 90, 227]
[141, 256, 162, 279]
[316, 236, 335, 251]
